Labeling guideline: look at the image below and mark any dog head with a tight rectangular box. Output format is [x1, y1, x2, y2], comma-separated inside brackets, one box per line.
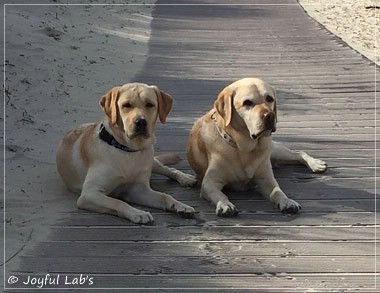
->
[214, 78, 277, 140]
[100, 83, 173, 147]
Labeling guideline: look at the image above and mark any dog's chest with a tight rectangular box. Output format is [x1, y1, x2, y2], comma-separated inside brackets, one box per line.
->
[238, 148, 270, 180]
[106, 147, 154, 181]
[240, 156, 266, 179]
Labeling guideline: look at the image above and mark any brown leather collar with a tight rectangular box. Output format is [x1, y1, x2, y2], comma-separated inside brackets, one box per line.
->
[211, 111, 237, 148]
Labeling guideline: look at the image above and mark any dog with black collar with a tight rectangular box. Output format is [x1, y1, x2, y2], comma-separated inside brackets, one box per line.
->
[56, 83, 196, 224]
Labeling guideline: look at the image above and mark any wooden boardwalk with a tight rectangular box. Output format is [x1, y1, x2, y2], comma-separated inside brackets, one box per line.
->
[9, 0, 378, 291]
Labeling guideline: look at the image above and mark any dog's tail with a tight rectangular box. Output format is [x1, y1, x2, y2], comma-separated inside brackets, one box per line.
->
[154, 153, 182, 165]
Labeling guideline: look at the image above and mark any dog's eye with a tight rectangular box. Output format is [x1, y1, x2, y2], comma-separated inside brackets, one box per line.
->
[266, 95, 274, 103]
[243, 100, 254, 107]
[146, 102, 155, 108]
[123, 102, 132, 108]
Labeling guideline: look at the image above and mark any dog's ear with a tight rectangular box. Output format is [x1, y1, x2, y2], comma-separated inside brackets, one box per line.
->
[214, 88, 234, 127]
[273, 99, 277, 123]
[152, 86, 173, 124]
[269, 85, 277, 123]
[100, 86, 121, 125]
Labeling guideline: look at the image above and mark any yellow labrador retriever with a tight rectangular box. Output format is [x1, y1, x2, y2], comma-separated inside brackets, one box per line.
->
[56, 83, 196, 224]
[187, 78, 327, 217]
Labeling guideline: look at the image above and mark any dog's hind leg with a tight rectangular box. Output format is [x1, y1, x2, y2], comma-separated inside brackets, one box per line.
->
[271, 141, 327, 173]
[153, 157, 198, 187]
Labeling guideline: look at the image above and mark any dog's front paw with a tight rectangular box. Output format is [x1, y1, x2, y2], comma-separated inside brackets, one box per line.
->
[278, 198, 301, 214]
[216, 201, 238, 217]
[175, 203, 195, 219]
[176, 172, 198, 187]
[307, 157, 327, 173]
[129, 210, 154, 225]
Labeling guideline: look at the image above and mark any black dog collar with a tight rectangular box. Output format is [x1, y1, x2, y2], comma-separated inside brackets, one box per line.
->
[98, 124, 139, 152]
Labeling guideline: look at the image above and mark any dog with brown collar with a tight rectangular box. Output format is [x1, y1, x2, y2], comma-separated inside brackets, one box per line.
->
[187, 78, 327, 217]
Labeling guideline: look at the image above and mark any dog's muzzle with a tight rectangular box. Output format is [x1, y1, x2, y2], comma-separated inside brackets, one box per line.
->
[251, 111, 276, 140]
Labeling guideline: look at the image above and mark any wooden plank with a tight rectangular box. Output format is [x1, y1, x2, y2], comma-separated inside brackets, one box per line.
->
[273, 166, 376, 179]
[151, 180, 376, 198]
[55, 211, 376, 227]
[29, 241, 377, 257]
[154, 135, 377, 150]
[171, 157, 375, 168]
[48, 226, 375, 242]
[158, 141, 375, 152]
[17, 255, 376, 274]
[157, 88, 378, 97]
[155, 77, 377, 85]
[161, 165, 378, 181]
[161, 127, 376, 136]
[57, 198, 378, 214]
[155, 128, 377, 137]
[154, 138, 377, 152]
[278, 120, 377, 128]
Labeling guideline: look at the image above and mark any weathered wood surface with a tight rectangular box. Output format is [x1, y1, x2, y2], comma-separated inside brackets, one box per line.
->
[8, 0, 379, 291]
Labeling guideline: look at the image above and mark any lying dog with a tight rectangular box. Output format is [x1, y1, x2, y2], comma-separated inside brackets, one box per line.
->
[56, 83, 196, 224]
[187, 78, 327, 217]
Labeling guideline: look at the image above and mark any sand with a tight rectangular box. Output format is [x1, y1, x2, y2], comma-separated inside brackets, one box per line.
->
[299, 0, 379, 64]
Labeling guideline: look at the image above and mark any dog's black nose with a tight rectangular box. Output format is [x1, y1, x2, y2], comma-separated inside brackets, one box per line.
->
[135, 118, 147, 133]
[263, 111, 275, 131]
[263, 111, 276, 127]
[263, 111, 275, 122]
